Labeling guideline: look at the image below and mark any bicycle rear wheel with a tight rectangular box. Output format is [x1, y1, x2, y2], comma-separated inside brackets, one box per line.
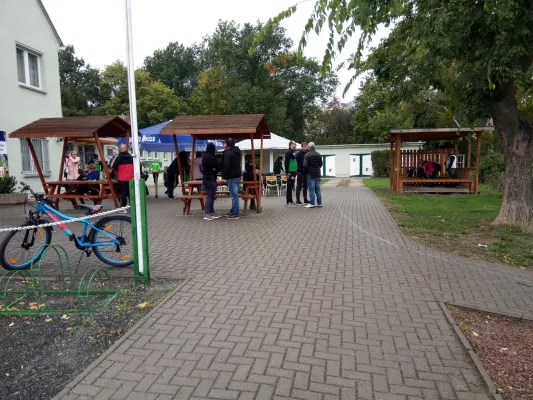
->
[90, 215, 133, 267]
[0, 221, 52, 270]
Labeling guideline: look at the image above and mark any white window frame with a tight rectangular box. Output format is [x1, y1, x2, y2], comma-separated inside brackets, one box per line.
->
[16, 45, 42, 90]
[20, 139, 50, 175]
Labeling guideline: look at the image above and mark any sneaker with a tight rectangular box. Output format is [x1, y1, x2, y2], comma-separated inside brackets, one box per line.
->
[224, 212, 233, 217]
[304, 204, 316, 208]
[211, 214, 221, 219]
[317, 204, 323, 208]
[226, 215, 240, 220]
[303, 201, 310, 204]
[286, 202, 296, 207]
[296, 202, 303, 205]
[204, 215, 215, 221]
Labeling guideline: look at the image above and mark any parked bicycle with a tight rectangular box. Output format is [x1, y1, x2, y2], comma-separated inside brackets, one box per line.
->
[0, 183, 133, 270]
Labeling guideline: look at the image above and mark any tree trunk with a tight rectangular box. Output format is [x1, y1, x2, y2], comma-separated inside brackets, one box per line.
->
[491, 83, 533, 231]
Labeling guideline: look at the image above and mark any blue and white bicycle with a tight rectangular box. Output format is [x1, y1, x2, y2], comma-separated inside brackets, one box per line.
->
[0, 183, 133, 270]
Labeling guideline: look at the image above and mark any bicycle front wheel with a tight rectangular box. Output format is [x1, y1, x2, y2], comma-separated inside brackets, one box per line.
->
[90, 215, 134, 267]
[0, 221, 52, 270]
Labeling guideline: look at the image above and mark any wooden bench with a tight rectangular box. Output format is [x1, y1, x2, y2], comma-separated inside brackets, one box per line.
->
[399, 177, 474, 193]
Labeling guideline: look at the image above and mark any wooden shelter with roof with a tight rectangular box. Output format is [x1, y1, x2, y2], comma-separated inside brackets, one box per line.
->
[9, 116, 134, 209]
[161, 114, 270, 214]
[388, 127, 494, 194]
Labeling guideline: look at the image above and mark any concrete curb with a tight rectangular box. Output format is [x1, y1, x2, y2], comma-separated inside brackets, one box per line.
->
[440, 302, 504, 400]
[54, 278, 191, 399]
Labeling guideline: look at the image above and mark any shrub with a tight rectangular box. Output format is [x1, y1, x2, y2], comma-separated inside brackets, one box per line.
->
[371, 150, 390, 177]
[0, 175, 17, 194]
[479, 152, 504, 185]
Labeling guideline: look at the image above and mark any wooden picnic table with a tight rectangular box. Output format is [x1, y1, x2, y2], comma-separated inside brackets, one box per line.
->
[44, 180, 120, 209]
[178, 180, 260, 215]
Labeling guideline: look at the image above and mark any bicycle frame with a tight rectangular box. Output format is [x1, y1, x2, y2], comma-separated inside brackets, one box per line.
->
[34, 201, 120, 249]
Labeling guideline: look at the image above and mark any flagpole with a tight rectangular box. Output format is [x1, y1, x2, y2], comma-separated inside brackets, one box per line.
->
[124, 0, 145, 275]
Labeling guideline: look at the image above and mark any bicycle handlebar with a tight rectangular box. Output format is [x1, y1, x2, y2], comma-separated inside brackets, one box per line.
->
[20, 182, 41, 199]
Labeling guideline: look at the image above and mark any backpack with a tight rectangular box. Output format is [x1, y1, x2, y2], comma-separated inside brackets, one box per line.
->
[288, 158, 298, 173]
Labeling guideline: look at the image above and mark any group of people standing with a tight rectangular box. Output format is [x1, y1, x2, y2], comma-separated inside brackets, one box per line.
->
[284, 141, 323, 208]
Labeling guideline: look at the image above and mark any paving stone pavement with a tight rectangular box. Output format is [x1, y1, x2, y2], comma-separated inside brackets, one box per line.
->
[2, 184, 533, 400]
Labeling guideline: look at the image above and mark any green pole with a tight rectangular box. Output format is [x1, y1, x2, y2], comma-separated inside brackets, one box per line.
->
[130, 179, 150, 285]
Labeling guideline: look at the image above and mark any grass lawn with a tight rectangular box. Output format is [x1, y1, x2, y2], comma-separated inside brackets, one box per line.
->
[364, 178, 533, 268]
[320, 178, 330, 184]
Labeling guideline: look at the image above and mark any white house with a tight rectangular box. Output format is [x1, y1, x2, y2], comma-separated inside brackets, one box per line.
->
[0, 0, 63, 191]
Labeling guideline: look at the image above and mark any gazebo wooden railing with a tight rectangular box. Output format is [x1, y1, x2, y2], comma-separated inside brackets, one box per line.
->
[9, 116, 135, 209]
[161, 114, 271, 214]
[388, 127, 494, 194]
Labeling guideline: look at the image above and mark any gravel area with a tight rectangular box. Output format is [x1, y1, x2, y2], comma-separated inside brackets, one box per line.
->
[0, 279, 179, 400]
[450, 306, 533, 400]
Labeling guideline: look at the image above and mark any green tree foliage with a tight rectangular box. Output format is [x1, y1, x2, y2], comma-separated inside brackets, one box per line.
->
[143, 42, 204, 98]
[258, 0, 533, 229]
[190, 21, 338, 142]
[58, 45, 105, 116]
[101, 61, 188, 128]
[307, 99, 356, 144]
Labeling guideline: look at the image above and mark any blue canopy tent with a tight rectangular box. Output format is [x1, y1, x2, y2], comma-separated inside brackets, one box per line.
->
[118, 121, 224, 153]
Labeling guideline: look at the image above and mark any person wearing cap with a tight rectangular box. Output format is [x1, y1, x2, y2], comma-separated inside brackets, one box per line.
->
[303, 142, 323, 208]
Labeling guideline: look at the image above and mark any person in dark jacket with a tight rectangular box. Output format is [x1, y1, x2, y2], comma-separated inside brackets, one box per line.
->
[295, 142, 309, 204]
[303, 142, 323, 208]
[284, 141, 298, 206]
[222, 139, 242, 219]
[242, 162, 260, 210]
[165, 157, 181, 198]
[112, 145, 134, 207]
[202, 143, 220, 220]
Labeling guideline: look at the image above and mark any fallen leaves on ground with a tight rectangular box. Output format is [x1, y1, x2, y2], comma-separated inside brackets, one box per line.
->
[137, 301, 151, 309]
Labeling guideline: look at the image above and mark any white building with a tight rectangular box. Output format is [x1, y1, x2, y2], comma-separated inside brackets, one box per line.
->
[0, 0, 63, 191]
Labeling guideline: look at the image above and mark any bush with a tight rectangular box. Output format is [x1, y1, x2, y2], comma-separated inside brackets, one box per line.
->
[479, 152, 504, 186]
[371, 150, 390, 177]
[0, 175, 17, 194]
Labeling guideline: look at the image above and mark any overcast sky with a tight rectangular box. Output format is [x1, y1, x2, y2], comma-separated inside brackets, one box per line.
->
[42, 0, 389, 100]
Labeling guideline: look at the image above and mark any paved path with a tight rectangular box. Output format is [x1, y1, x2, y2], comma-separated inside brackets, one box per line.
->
[2, 184, 533, 399]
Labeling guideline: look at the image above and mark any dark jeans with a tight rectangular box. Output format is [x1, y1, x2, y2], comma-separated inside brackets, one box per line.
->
[204, 179, 216, 216]
[165, 172, 177, 198]
[296, 173, 308, 203]
[286, 174, 296, 203]
[119, 180, 130, 207]
[447, 168, 457, 179]
[307, 177, 322, 206]
[228, 177, 240, 216]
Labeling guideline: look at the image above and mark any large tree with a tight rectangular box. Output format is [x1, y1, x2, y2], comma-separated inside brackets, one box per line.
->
[258, 0, 533, 230]
[58, 45, 105, 116]
[307, 99, 356, 145]
[101, 61, 188, 128]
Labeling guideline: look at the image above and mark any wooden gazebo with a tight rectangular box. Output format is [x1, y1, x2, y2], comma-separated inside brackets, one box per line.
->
[10, 116, 134, 209]
[388, 127, 494, 194]
[161, 114, 270, 213]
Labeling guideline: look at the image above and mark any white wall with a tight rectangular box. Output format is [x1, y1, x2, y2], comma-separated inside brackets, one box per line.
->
[0, 0, 63, 191]
[315, 143, 423, 178]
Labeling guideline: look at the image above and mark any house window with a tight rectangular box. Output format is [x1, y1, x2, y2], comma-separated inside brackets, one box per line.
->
[163, 152, 169, 161]
[106, 147, 114, 158]
[456, 154, 466, 168]
[16, 46, 42, 89]
[21, 139, 50, 174]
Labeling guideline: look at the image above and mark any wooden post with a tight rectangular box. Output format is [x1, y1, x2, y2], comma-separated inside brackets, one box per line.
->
[250, 133, 259, 213]
[26, 138, 48, 194]
[56, 137, 69, 197]
[258, 130, 264, 213]
[95, 133, 118, 207]
[395, 136, 402, 193]
[173, 135, 184, 195]
[474, 133, 481, 193]
[454, 139, 459, 154]
[390, 140, 394, 191]
[467, 136, 472, 168]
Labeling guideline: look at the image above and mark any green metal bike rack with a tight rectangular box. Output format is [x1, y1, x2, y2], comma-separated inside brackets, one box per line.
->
[0, 244, 119, 315]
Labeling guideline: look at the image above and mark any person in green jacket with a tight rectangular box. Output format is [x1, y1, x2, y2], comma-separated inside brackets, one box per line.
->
[149, 161, 161, 198]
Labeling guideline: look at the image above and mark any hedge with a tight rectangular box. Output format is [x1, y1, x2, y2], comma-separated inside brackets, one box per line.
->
[371, 150, 391, 177]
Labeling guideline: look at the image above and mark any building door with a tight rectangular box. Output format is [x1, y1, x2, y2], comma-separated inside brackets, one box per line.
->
[321, 155, 336, 177]
[349, 154, 373, 176]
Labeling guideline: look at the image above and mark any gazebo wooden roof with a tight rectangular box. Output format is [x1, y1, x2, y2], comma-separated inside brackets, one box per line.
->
[160, 114, 271, 140]
[9, 115, 132, 139]
[387, 127, 493, 142]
